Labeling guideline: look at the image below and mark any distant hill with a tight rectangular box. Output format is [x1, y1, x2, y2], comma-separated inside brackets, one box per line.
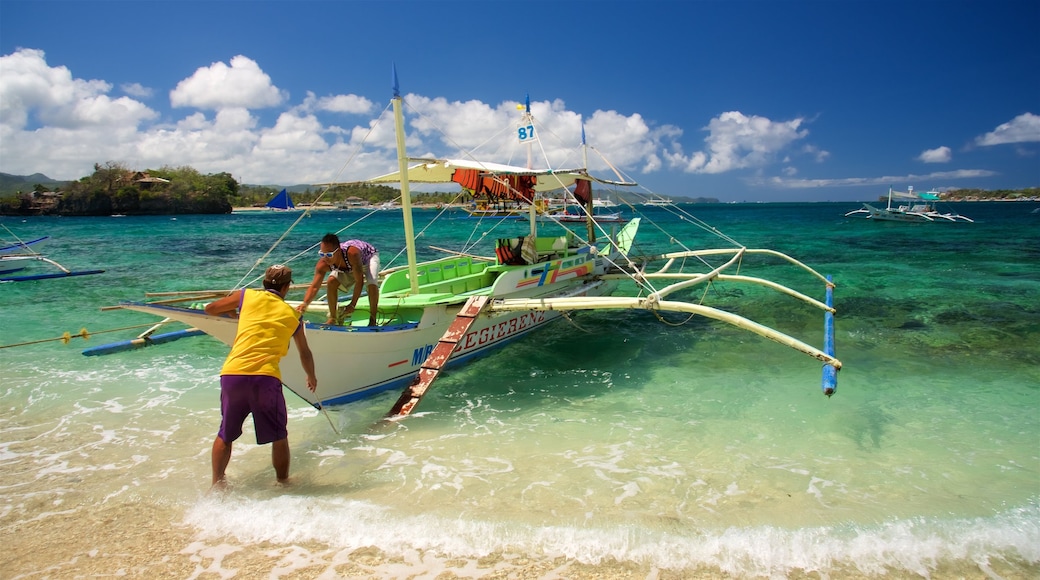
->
[1, 166, 233, 216]
[2, 171, 722, 206]
[608, 190, 719, 204]
[0, 172, 71, 195]
[241, 183, 317, 194]
[240, 184, 721, 203]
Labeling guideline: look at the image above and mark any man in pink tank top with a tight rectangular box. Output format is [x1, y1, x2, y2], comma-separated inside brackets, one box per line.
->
[299, 232, 381, 326]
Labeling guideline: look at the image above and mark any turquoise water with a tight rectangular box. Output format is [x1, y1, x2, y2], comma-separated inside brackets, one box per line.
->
[2, 202, 1038, 578]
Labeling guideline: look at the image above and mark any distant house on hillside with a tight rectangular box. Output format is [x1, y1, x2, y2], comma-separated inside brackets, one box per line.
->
[132, 172, 171, 190]
[341, 196, 369, 207]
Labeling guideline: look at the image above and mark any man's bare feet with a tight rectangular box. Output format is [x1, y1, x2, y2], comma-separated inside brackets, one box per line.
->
[209, 478, 229, 495]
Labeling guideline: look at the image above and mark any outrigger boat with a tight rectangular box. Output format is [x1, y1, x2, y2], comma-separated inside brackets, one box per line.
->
[1, 226, 103, 282]
[0, 235, 49, 253]
[540, 204, 628, 222]
[642, 194, 674, 206]
[845, 186, 974, 223]
[463, 193, 560, 219]
[539, 206, 627, 223]
[116, 73, 842, 416]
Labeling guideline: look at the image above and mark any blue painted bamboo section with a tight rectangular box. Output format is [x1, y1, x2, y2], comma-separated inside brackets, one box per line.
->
[1, 269, 104, 282]
[82, 328, 204, 356]
[822, 275, 837, 396]
[0, 236, 49, 252]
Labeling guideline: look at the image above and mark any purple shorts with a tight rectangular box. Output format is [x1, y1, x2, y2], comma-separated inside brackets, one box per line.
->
[217, 374, 288, 445]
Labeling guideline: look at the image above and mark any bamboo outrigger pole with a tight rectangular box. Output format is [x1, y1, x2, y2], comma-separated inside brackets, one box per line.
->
[822, 275, 838, 396]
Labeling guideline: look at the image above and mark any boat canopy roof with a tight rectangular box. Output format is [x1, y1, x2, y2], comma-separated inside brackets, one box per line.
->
[891, 189, 941, 201]
[367, 158, 636, 204]
[369, 158, 587, 191]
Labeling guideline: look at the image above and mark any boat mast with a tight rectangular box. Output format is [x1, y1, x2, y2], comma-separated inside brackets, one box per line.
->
[581, 123, 596, 243]
[392, 66, 420, 294]
[522, 95, 537, 238]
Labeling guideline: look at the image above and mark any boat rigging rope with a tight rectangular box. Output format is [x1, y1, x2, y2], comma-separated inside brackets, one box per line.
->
[558, 309, 593, 334]
[0, 322, 179, 350]
[1, 223, 44, 256]
[317, 402, 340, 435]
[232, 101, 397, 291]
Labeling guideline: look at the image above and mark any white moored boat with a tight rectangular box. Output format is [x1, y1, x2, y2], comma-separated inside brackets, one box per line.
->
[2, 225, 104, 282]
[116, 73, 842, 416]
[845, 186, 974, 223]
[642, 194, 674, 206]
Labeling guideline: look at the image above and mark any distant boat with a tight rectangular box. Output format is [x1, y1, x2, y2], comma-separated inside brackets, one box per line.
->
[265, 188, 296, 211]
[462, 197, 557, 219]
[642, 195, 673, 206]
[1, 228, 103, 282]
[845, 187, 974, 223]
[539, 205, 627, 223]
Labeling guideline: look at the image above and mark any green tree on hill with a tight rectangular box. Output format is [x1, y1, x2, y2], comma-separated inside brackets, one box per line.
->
[52, 162, 235, 215]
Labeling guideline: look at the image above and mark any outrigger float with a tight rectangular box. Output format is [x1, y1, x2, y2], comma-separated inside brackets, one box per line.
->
[110, 71, 842, 417]
[1, 227, 104, 282]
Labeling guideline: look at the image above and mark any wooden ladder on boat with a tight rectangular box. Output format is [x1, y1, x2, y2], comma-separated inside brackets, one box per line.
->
[387, 295, 490, 417]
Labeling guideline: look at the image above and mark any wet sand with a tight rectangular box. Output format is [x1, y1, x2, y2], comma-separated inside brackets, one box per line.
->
[5, 497, 1037, 579]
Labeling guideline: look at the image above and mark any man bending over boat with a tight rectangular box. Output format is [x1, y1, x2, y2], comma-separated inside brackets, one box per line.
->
[204, 265, 317, 489]
[298, 233, 381, 326]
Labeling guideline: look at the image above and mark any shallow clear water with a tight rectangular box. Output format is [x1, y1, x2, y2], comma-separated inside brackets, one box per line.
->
[2, 202, 1038, 578]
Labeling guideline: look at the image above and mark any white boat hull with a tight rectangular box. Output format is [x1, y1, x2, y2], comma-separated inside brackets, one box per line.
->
[124, 276, 617, 408]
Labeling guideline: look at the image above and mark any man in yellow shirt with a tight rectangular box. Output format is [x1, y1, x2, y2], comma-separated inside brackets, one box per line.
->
[205, 264, 318, 489]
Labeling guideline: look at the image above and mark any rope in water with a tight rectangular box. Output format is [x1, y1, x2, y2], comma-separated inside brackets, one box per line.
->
[0, 322, 174, 349]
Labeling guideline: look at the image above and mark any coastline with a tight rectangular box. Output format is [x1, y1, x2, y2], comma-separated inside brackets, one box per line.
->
[3, 198, 1034, 217]
[228, 197, 1039, 213]
[230, 203, 463, 212]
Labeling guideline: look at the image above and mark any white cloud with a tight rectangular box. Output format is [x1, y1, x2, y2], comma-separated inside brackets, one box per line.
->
[0, 48, 156, 130]
[170, 55, 286, 110]
[393, 95, 665, 182]
[918, 146, 952, 163]
[664, 111, 810, 174]
[803, 144, 830, 163]
[0, 48, 811, 189]
[584, 109, 661, 175]
[405, 95, 543, 157]
[975, 113, 1040, 146]
[301, 91, 374, 115]
[121, 83, 153, 99]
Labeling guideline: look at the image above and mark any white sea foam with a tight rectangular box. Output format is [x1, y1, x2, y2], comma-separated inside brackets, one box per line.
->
[182, 494, 1040, 577]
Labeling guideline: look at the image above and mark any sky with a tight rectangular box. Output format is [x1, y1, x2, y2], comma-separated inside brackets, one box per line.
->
[1, 1, 1037, 203]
